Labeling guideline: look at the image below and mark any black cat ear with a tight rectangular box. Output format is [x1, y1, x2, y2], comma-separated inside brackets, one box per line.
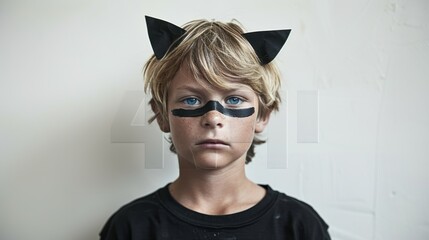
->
[242, 29, 291, 65]
[145, 16, 186, 59]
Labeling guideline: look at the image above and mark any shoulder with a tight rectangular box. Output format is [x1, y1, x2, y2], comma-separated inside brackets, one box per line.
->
[99, 187, 164, 239]
[267, 186, 331, 239]
[275, 190, 326, 222]
[115, 191, 159, 216]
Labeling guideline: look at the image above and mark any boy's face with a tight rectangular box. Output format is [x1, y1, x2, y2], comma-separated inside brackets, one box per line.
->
[163, 65, 269, 169]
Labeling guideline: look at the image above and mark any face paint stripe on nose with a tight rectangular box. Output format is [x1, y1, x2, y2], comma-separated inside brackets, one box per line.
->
[171, 100, 254, 118]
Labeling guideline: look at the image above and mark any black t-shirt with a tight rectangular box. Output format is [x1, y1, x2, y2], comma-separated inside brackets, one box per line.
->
[100, 184, 330, 240]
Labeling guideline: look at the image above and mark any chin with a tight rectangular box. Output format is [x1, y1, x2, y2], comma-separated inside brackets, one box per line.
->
[177, 148, 247, 169]
[189, 153, 244, 170]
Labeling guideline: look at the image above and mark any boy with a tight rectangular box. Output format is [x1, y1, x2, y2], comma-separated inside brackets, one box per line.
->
[100, 16, 330, 239]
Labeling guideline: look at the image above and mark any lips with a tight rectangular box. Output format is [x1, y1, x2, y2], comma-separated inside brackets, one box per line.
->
[196, 139, 229, 146]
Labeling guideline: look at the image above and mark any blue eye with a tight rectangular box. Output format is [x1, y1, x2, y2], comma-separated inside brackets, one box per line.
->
[183, 98, 200, 105]
[226, 97, 243, 105]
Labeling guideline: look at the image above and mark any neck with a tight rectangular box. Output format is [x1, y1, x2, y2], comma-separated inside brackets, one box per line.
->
[169, 158, 265, 215]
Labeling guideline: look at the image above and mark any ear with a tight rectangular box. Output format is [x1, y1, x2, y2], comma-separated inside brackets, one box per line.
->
[145, 16, 186, 59]
[150, 99, 170, 133]
[255, 111, 271, 133]
[242, 29, 291, 65]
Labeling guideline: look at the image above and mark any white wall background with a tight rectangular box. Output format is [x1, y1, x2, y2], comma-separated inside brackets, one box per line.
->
[1, 0, 428, 239]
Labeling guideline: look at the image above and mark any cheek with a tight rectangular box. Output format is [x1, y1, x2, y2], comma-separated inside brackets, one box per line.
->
[228, 117, 257, 142]
[169, 118, 195, 141]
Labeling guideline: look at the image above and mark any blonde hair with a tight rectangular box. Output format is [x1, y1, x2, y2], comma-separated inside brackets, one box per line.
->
[144, 19, 282, 163]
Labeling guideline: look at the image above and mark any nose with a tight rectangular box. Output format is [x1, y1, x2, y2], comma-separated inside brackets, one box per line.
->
[200, 110, 225, 128]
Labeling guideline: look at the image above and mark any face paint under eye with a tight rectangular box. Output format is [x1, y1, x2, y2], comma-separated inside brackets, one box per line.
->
[172, 100, 254, 118]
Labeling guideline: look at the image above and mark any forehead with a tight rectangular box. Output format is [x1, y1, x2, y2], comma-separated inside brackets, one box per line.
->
[169, 64, 254, 93]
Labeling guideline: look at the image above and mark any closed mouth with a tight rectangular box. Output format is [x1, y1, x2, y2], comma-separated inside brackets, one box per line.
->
[197, 139, 229, 146]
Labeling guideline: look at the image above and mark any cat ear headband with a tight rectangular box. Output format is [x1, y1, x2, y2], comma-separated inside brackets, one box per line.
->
[145, 15, 291, 65]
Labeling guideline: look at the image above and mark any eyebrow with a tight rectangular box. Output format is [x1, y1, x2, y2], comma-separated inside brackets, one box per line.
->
[175, 85, 203, 92]
[175, 84, 253, 94]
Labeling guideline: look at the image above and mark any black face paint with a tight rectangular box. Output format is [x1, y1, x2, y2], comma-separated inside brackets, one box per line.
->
[171, 100, 254, 118]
